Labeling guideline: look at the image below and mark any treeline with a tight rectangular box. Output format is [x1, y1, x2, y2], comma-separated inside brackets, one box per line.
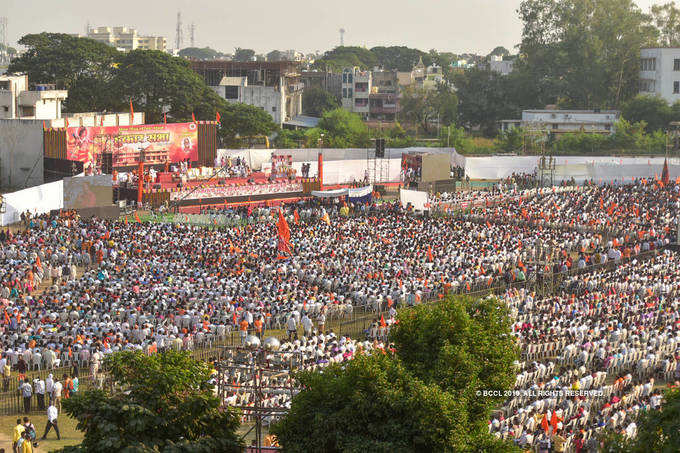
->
[9, 33, 277, 147]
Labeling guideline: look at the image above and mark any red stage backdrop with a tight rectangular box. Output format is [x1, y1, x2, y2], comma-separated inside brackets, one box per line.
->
[66, 122, 198, 167]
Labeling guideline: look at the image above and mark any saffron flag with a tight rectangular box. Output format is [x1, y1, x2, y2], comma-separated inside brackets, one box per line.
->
[134, 211, 141, 223]
[277, 209, 292, 254]
[427, 245, 434, 262]
[191, 112, 196, 123]
[129, 100, 134, 119]
[294, 209, 300, 225]
[380, 315, 387, 328]
[216, 111, 221, 123]
[541, 413, 550, 432]
[163, 113, 167, 124]
[124, 216, 128, 225]
[662, 157, 670, 186]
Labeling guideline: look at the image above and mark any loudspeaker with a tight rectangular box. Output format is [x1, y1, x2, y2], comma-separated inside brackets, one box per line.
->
[101, 152, 113, 174]
[375, 138, 385, 158]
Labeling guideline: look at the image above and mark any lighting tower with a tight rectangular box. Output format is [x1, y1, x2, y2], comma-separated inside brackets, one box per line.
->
[339, 28, 345, 47]
[175, 11, 183, 49]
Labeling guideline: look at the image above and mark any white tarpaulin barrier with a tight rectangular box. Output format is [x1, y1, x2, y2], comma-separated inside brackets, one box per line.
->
[400, 189, 429, 211]
[457, 151, 680, 183]
[312, 185, 373, 198]
[1, 180, 64, 226]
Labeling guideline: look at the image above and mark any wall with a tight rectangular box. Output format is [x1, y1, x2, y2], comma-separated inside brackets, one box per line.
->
[640, 48, 680, 104]
[0, 119, 44, 190]
[0, 179, 63, 226]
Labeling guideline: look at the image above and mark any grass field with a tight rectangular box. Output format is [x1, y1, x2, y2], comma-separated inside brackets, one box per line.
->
[0, 414, 83, 452]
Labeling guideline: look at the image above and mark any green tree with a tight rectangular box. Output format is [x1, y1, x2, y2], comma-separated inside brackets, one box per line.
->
[57, 351, 241, 453]
[217, 102, 278, 148]
[111, 49, 224, 123]
[390, 296, 518, 426]
[272, 296, 519, 452]
[601, 389, 680, 453]
[370, 46, 431, 71]
[266, 50, 283, 61]
[178, 47, 224, 60]
[233, 47, 255, 62]
[488, 46, 510, 57]
[621, 95, 671, 132]
[8, 33, 121, 112]
[317, 108, 371, 147]
[314, 46, 378, 71]
[302, 87, 340, 117]
[516, 0, 658, 109]
[651, 2, 680, 47]
[400, 86, 435, 134]
[429, 83, 459, 126]
[454, 68, 519, 135]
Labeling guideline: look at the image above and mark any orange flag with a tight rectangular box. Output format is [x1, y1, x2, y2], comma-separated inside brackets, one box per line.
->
[427, 245, 434, 262]
[191, 112, 196, 123]
[134, 211, 141, 223]
[216, 111, 221, 123]
[277, 209, 292, 254]
[380, 315, 387, 328]
[35, 255, 42, 269]
[294, 209, 300, 225]
[541, 413, 550, 432]
[124, 216, 128, 225]
[129, 100, 134, 119]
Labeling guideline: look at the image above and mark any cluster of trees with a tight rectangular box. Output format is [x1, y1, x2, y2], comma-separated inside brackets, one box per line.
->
[8, 33, 277, 146]
[272, 296, 519, 452]
[58, 351, 241, 452]
[275, 108, 371, 148]
[454, 0, 680, 138]
[178, 47, 230, 60]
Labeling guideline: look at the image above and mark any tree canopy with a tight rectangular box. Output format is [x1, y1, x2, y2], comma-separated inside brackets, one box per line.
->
[233, 48, 256, 62]
[314, 46, 378, 71]
[370, 46, 432, 71]
[57, 350, 241, 453]
[178, 47, 226, 60]
[302, 87, 340, 117]
[315, 108, 371, 148]
[272, 295, 518, 452]
[9, 33, 276, 144]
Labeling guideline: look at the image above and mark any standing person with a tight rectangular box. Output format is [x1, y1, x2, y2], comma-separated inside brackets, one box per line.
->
[41, 404, 60, 441]
[317, 311, 326, 335]
[44, 374, 54, 405]
[52, 378, 62, 413]
[253, 316, 263, 339]
[34, 378, 45, 411]
[20, 431, 32, 453]
[301, 313, 313, 337]
[63, 374, 73, 400]
[239, 318, 249, 345]
[71, 374, 79, 395]
[19, 378, 32, 413]
[12, 419, 24, 453]
[22, 417, 36, 448]
[3, 359, 11, 391]
[286, 314, 298, 341]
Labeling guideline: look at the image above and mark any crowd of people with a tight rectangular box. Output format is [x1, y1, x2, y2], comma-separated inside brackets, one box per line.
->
[2, 178, 680, 450]
[489, 249, 680, 451]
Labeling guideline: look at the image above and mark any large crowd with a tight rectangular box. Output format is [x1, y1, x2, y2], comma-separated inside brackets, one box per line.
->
[2, 179, 680, 450]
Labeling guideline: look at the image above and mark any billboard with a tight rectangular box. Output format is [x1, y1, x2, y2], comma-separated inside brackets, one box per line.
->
[63, 175, 113, 209]
[66, 122, 198, 167]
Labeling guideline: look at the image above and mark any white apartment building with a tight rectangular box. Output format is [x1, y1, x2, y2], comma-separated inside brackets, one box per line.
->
[639, 48, 680, 104]
[341, 68, 371, 117]
[82, 26, 167, 52]
[0, 74, 67, 120]
[501, 109, 620, 135]
[489, 56, 515, 75]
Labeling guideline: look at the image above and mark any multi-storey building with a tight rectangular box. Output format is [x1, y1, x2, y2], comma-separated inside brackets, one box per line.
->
[77, 26, 167, 52]
[639, 47, 680, 104]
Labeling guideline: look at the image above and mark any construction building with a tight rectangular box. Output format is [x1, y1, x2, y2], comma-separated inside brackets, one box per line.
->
[0, 74, 67, 120]
[191, 60, 304, 127]
[341, 67, 400, 120]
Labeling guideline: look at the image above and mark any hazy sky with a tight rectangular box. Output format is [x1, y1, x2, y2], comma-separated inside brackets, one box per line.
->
[4, 0, 662, 55]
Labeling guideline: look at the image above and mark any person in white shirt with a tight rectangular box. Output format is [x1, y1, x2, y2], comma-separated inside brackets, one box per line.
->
[53, 380, 63, 413]
[41, 404, 60, 440]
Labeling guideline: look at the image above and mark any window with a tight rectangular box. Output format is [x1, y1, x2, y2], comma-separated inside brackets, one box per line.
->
[342, 88, 347, 98]
[342, 73, 347, 83]
[552, 123, 558, 130]
[224, 86, 239, 99]
[348, 88, 353, 98]
[675, 59, 680, 71]
[640, 79, 655, 92]
[348, 73, 353, 83]
[674, 81, 679, 94]
[640, 58, 657, 71]
[272, 106, 277, 112]
[605, 124, 611, 131]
